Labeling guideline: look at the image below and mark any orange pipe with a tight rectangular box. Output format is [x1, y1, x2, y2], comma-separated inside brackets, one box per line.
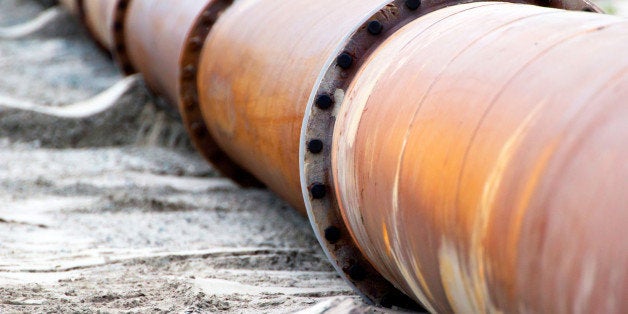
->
[123, 0, 213, 107]
[197, 0, 398, 211]
[332, 3, 628, 312]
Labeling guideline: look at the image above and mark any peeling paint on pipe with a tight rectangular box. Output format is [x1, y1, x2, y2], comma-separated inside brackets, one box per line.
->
[332, 3, 628, 312]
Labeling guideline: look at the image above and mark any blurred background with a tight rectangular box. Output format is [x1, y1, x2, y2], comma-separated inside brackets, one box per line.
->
[595, 0, 627, 15]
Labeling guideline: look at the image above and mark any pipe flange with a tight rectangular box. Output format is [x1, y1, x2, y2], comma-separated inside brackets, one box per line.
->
[300, 1, 427, 310]
[299, 0, 601, 310]
[111, 0, 134, 75]
[178, 0, 263, 187]
[75, 0, 134, 73]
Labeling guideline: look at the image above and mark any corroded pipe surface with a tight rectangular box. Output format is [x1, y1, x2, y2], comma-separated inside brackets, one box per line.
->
[332, 3, 628, 312]
[197, 0, 394, 211]
[124, 0, 212, 107]
[55, 0, 628, 311]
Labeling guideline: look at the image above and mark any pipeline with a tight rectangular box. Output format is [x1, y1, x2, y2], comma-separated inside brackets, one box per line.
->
[51, 0, 627, 312]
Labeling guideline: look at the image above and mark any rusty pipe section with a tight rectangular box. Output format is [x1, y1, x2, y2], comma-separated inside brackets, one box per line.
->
[332, 2, 628, 312]
[197, 0, 402, 212]
[194, 0, 598, 213]
[55, 0, 627, 312]
[123, 0, 213, 108]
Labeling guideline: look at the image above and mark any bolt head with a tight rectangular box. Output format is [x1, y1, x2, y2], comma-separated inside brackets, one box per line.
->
[310, 183, 326, 199]
[307, 139, 324, 154]
[315, 94, 334, 110]
[405, 0, 421, 10]
[324, 226, 341, 243]
[182, 65, 196, 79]
[189, 37, 203, 51]
[367, 20, 383, 35]
[336, 53, 353, 69]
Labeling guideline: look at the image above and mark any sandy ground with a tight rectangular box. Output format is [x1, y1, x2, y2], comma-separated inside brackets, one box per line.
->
[0, 0, 626, 313]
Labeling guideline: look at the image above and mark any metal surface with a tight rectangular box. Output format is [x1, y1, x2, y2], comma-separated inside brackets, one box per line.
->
[124, 0, 211, 107]
[177, 0, 262, 187]
[299, 0, 604, 309]
[332, 3, 628, 312]
[197, 0, 400, 211]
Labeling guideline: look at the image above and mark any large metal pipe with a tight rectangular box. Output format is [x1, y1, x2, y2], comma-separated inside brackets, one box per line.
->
[55, 0, 627, 312]
[195, 0, 600, 214]
[331, 3, 628, 312]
